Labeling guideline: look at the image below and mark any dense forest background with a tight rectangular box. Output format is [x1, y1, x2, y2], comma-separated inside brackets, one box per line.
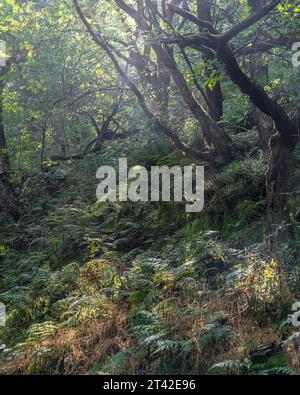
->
[0, 0, 300, 375]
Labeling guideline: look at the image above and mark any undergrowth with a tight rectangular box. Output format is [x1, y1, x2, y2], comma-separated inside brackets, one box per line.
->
[0, 140, 299, 375]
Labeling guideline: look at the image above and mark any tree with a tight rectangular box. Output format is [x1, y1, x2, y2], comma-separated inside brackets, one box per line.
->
[0, 63, 20, 219]
[72, 0, 299, 247]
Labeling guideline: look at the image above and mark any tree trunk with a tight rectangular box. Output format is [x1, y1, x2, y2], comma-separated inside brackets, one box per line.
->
[214, 44, 296, 247]
[154, 44, 233, 162]
[249, 53, 273, 151]
[266, 133, 293, 248]
[254, 107, 273, 152]
[0, 86, 20, 221]
[249, 1, 273, 152]
[197, 0, 224, 124]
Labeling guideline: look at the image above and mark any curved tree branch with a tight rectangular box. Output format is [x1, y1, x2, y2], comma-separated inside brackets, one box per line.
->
[72, 0, 215, 162]
[221, 0, 281, 43]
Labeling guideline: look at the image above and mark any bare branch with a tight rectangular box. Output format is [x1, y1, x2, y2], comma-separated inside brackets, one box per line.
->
[72, 0, 213, 162]
[221, 0, 281, 43]
[168, 4, 218, 35]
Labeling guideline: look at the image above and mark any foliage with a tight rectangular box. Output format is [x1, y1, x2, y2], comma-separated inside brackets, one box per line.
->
[0, 0, 300, 377]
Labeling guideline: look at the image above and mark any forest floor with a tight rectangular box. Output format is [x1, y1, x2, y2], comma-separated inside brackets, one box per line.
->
[0, 137, 300, 375]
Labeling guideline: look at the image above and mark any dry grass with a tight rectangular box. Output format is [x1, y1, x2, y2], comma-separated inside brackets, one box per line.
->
[0, 305, 137, 375]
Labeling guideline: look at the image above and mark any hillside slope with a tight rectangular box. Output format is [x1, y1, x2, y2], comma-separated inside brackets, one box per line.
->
[0, 138, 299, 375]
